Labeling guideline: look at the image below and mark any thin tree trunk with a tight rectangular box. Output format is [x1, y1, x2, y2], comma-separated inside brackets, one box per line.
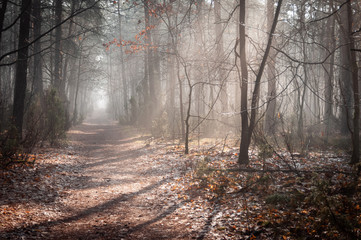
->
[73, 54, 81, 124]
[54, 0, 64, 98]
[67, 57, 77, 117]
[117, 1, 128, 119]
[298, 43, 308, 140]
[144, 1, 155, 121]
[238, 0, 250, 164]
[176, 57, 185, 141]
[195, 0, 205, 125]
[339, 2, 353, 135]
[249, 0, 283, 139]
[32, 0, 43, 97]
[62, 0, 76, 106]
[12, 0, 32, 139]
[324, 0, 335, 140]
[214, 0, 227, 113]
[264, 0, 277, 135]
[347, 2, 359, 164]
[0, 0, 9, 131]
[239, 0, 283, 164]
[185, 70, 192, 154]
[166, 43, 175, 138]
[0, 0, 8, 46]
[143, 49, 150, 125]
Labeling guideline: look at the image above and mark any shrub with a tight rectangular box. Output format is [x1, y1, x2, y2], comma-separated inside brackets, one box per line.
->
[151, 111, 168, 138]
[0, 125, 20, 168]
[265, 193, 290, 206]
[43, 89, 67, 145]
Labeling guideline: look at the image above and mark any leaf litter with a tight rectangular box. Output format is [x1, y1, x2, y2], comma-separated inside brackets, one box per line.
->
[0, 125, 360, 239]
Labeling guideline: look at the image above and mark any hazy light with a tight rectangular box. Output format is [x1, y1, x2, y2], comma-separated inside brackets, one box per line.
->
[93, 90, 108, 110]
[97, 98, 107, 109]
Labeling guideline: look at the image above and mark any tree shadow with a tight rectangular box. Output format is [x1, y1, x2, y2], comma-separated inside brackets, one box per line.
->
[0, 143, 164, 206]
[1, 122, 192, 239]
[196, 202, 220, 240]
[1, 177, 172, 239]
[127, 199, 189, 234]
[81, 145, 159, 169]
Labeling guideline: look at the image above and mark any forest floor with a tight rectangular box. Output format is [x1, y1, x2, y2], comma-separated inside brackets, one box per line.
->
[1, 110, 361, 239]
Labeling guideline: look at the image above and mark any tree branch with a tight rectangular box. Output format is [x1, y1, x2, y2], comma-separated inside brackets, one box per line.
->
[0, 0, 101, 64]
[308, 0, 350, 24]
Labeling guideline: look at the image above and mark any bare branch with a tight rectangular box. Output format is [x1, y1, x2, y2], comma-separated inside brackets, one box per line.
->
[308, 0, 350, 24]
[0, 0, 101, 64]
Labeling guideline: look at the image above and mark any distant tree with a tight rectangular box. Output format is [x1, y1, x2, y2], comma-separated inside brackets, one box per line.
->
[323, 0, 336, 140]
[143, 0, 155, 123]
[53, 0, 64, 99]
[117, 1, 129, 120]
[32, 0, 43, 97]
[214, 0, 228, 116]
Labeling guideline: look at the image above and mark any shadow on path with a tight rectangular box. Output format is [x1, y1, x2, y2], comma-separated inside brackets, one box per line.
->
[2, 177, 170, 237]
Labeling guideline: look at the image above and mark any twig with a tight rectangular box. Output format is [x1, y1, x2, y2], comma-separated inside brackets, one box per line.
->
[210, 167, 354, 175]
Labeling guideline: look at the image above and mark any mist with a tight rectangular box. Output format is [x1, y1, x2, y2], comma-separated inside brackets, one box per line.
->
[1, 1, 360, 239]
[0, 0, 360, 161]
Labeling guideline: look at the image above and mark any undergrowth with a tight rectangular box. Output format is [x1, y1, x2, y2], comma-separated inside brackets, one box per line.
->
[0, 90, 67, 169]
[178, 147, 361, 239]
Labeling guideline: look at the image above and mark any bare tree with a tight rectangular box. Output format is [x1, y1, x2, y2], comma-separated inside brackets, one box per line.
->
[238, 0, 283, 165]
[238, 0, 250, 164]
[264, 0, 277, 135]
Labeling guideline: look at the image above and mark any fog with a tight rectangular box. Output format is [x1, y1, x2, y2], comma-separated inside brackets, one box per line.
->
[0, 0, 359, 160]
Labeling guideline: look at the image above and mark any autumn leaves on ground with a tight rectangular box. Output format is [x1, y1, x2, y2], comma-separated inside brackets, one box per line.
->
[1, 111, 361, 239]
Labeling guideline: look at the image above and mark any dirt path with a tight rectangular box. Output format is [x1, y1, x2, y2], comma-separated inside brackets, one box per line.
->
[60, 112, 188, 239]
[1, 111, 201, 239]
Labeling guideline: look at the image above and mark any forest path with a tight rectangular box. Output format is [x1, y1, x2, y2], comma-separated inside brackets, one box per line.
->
[51, 110, 190, 239]
[1, 109, 198, 239]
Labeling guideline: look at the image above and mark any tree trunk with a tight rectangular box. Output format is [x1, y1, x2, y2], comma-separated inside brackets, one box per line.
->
[339, 2, 353, 135]
[67, 56, 77, 118]
[249, 0, 282, 141]
[144, 1, 155, 122]
[296, 1, 307, 141]
[54, 0, 64, 99]
[185, 72, 192, 154]
[238, 0, 250, 164]
[324, 0, 335, 141]
[0, 0, 8, 131]
[73, 54, 82, 124]
[32, 0, 43, 97]
[0, 0, 8, 46]
[214, 0, 227, 113]
[12, 0, 32, 139]
[176, 55, 186, 141]
[347, 2, 360, 164]
[117, 1, 128, 119]
[239, 0, 283, 164]
[153, 26, 161, 115]
[143, 48, 150, 125]
[166, 41, 176, 138]
[194, 0, 205, 135]
[264, 0, 277, 135]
